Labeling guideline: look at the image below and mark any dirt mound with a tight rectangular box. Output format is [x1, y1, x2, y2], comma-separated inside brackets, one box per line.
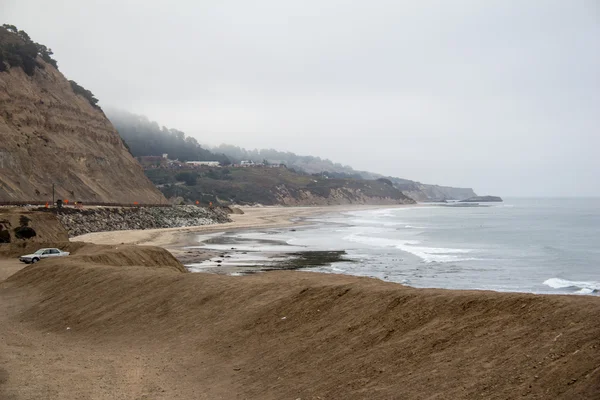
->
[1, 238, 185, 274]
[72, 244, 186, 272]
[0, 209, 69, 244]
[2, 265, 599, 399]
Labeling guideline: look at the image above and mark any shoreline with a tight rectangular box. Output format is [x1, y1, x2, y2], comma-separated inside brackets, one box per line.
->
[72, 203, 418, 249]
[72, 204, 417, 270]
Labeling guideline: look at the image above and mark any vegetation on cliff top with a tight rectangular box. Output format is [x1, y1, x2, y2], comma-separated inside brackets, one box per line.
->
[0, 24, 58, 74]
[69, 80, 100, 108]
[0, 24, 101, 110]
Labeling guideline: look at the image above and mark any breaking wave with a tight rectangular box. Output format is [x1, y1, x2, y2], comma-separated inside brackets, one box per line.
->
[343, 234, 476, 263]
[543, 278, 600, 294]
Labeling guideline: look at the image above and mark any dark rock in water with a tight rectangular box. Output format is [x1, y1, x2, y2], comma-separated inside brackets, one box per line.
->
[460, 196, 503, 203]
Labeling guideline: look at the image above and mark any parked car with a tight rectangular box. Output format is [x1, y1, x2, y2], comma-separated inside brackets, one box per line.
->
[19, 248, 70, 264]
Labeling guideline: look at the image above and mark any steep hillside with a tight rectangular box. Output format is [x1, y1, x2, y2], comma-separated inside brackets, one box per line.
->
[146, 167, 415, 206]
[0, 26, 165, 204]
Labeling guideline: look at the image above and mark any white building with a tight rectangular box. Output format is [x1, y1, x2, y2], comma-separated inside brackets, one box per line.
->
[185, 161, 221, 167]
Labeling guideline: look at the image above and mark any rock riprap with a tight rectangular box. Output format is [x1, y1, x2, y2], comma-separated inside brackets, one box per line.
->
[56, 206, 231, 237]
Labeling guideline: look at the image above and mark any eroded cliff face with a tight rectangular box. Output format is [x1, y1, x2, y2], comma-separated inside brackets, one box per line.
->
[403, 184, 477, 202]
[0, 57, 165, 203]
[272, 184, 415, 206]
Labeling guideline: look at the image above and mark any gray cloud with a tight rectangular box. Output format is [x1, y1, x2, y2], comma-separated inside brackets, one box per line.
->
[3, 0, 599, 196]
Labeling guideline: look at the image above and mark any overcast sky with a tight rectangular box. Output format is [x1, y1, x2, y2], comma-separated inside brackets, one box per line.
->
[3, 0, 599, 196]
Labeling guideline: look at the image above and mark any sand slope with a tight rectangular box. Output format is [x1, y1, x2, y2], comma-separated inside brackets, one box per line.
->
[1, 249, 599, 399]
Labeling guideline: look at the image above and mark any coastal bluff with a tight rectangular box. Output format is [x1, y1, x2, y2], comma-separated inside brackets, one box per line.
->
[0, 26, 164, 204]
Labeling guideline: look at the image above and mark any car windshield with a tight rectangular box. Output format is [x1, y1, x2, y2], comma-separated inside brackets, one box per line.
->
[34, 249, 46, 255]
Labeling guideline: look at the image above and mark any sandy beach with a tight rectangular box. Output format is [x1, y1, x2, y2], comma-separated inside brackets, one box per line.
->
[72, 204, 416, 248]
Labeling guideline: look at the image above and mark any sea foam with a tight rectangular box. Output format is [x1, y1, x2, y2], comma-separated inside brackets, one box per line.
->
[543, 278, 600, 294]
[343, 234, 475, 263]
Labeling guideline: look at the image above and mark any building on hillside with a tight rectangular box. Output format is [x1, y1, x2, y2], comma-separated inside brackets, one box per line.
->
[167, 160, 184, 168]
[240, 160, 255, 167]
[185, 161, 221, 168]
[162, 153, 169, 159]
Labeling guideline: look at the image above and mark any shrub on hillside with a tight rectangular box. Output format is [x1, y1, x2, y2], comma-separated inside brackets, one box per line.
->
[175, 172, 198, 186]
[69, 80, 100, 108]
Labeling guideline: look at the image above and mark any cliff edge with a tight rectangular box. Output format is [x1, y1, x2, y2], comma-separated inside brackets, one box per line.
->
[0, 26, 165, 204]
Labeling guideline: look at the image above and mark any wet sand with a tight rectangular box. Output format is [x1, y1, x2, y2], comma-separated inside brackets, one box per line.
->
[72, 204, 416, 248]
[73, 204, 416, 269]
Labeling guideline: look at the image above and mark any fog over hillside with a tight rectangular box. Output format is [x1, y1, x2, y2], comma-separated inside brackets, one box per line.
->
[4, 1, 599, 196]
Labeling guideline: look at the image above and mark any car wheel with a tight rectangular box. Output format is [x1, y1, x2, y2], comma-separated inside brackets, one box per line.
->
[31, 258, 39, 264]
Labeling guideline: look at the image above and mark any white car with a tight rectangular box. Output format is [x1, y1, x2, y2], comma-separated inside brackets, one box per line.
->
[19, 248, 70, 264]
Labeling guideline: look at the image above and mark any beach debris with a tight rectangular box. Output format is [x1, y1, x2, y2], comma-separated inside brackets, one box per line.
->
[281, 316, 287, 320]
[66, 327, 71, 330]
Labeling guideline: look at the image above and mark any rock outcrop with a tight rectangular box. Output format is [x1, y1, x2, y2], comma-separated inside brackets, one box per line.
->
[460, 196, 503, 203]
[0, 27, 165, 204]
[391, 178, 477, 202]
[55, 206, 232, 237]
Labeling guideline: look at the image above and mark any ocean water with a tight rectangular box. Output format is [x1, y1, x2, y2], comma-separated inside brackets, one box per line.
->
[192, 198, 600, 295]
